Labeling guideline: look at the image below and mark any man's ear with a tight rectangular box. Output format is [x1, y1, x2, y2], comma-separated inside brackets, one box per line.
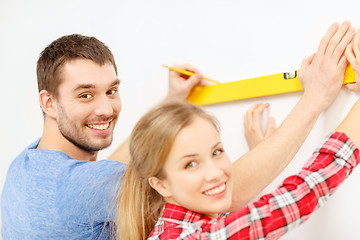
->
[148, 177, 172, 198]
[39, 89, 57, 119]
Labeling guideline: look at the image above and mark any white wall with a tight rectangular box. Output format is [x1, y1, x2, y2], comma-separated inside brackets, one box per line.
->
[1, 0, 360, 239]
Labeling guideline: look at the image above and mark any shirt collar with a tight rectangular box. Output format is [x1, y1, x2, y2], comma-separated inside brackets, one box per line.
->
[161, 203, 213, 223]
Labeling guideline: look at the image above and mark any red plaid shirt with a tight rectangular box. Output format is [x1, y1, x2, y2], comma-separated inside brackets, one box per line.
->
[148, 132, 359, 239]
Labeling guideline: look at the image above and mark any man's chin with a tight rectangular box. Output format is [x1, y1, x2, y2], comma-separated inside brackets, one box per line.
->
[92, 138, 113, 151]
[75, 138, 113, 152]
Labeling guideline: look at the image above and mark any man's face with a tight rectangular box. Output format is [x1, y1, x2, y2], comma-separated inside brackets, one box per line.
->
[54, 59, 121, 152]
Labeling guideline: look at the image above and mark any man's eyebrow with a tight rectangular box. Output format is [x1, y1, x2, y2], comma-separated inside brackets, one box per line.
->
[73, 83, 96, 92]
[112, 78, 121, 86]
[73, 78, 120, 92]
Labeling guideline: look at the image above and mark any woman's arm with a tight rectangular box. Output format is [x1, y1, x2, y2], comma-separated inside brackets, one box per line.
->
[230, 22, 355, 209]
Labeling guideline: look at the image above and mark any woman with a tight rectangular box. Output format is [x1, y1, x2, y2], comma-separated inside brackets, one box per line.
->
[116, 24, 360, 240]
[115, 96, 360, 239]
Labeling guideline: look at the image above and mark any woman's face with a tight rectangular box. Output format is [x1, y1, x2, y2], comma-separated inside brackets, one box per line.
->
[155, 116, 233, 217]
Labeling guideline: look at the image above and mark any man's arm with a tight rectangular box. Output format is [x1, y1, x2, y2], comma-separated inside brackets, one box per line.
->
[230, 21, 355, 210]
[107, 64, 204, 163]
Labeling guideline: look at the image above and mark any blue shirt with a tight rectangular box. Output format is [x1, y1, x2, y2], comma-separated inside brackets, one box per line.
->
[1, 140, 127, 239]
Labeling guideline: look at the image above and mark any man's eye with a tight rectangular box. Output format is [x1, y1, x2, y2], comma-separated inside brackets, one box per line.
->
[80, 94, 92, 99]
[107, 89, 117, 95]
[185, 161, 197, 169]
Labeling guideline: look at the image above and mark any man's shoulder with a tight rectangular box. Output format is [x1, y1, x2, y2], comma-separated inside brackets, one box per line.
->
[10, 139, 127, 174]
[4, 140, 127, 198]
[10, 139, 70, 166]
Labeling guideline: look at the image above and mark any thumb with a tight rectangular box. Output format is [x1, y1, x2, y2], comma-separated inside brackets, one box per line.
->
[307, 53, 316, 63]
[187, 73, 203, 88]
[345, 83, 360, 92]
[265, 117, 276, 138]
[338, 56, 348, 73]
[301, 53, 316, 69]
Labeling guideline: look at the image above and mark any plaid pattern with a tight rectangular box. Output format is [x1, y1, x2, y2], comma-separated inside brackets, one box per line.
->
[147, 132, 359, 240]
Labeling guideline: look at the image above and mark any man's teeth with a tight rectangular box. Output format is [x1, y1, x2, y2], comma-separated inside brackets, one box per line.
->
[88, 122, 110, 130]
[204, 184, 226, 196]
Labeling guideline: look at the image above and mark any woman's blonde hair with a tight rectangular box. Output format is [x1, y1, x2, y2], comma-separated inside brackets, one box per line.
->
[116, 100, 219, 240]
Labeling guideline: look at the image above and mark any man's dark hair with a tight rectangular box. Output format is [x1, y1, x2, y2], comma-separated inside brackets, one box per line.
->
[37, 34, 118, 98]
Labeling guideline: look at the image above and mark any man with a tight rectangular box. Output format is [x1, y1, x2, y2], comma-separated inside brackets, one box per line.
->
[1, 21, 354, 239]
[0, 34, 205, 239]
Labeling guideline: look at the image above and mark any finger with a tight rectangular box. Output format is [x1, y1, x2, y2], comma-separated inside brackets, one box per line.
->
[253, 103, 269, 116]
[186, 73, 203, 88]
[325, 21, 351, 56]
[338, 56, 348, 73]
[345, 52, 360, 74]
[243, 113, 251, 135]
[246, 104, 261, 116]
[300, 53, 316, 69]
[307, 53, 316, 64]
[345, 44, 356, 65]
[168, 67, 183, 79]
[346, 31, 360, 73]
[345, 83, 360, 92]
[244, 104, 259, 124]
[332, 26, 355, 60]
[244, 104, 260, 130]
[265, 117, 276, 138]
[172, 64, 201, 75]
[317, 22, 339, 55]
[197, 79, 207, 87]
[353, 28, 360, 57]
[252, 103, 269, 131]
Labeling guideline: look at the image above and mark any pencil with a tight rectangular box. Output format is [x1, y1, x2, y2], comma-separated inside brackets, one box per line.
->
[162, 65, 220, 84]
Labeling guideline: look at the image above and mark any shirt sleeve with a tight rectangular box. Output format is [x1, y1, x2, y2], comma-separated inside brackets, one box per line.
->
[200, 132, 359, 239]
[57, 160, 127, 227]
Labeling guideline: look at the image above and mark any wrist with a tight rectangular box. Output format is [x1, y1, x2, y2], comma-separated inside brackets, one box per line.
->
[283, 94, 323, 130]
[299, 91, 330, 115]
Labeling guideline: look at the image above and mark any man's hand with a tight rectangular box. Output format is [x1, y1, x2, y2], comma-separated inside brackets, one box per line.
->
[345, 27, 360, 92]
[298, 21, 355, 111]
[244, 103, 276, 150]
[166, 64, 205, 100]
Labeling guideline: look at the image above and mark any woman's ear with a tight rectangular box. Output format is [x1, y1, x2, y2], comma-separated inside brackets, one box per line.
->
[39, 89, 57, 119]
[148, 177, 172, 198]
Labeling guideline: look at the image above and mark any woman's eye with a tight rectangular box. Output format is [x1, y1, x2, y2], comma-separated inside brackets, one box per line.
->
[213, 149, 223, 156]
[185, 161, 197, 169]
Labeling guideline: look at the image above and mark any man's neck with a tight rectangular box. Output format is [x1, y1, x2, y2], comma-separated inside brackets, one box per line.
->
[38, 122, 98, 161]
